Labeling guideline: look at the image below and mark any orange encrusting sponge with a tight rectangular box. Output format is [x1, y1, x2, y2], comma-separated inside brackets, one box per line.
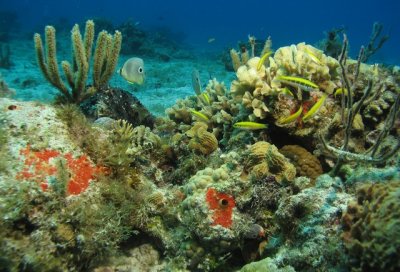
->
[16, 145, 103, 195]
[205, 187, 235, 228]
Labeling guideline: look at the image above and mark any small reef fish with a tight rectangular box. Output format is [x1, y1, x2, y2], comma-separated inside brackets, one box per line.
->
[208, 38, 216, 43]
[304, 48, 322, 65]
[233, 121, 267, 130]
[191, 69, 202, 96]
[279, 87, 294, 97]
[277, 105, 303, 125]
[334, 88, 348, 98]
[276, 75, 319, 92]
[119, 57, 145, 85]
[190, 109, 209, 121]
[257, 51, 273, 71]
[244, 224, 265, 239]
[199, 92, 211, 105]
[302, 94, 327, 122]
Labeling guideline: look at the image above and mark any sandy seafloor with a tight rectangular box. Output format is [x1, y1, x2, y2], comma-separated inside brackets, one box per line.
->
[1, 36, 235, 116]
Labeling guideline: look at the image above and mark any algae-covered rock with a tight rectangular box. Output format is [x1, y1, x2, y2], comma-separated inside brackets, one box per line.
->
[240, 257, 295, 272]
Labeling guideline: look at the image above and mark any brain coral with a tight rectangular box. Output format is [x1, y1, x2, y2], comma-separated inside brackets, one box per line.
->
[342, 181, 400, 272]
[245, 141, 296, 183]
[279, 145, 323, 183]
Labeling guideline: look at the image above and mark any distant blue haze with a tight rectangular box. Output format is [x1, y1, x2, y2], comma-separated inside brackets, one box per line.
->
[2, 0, 399, 63]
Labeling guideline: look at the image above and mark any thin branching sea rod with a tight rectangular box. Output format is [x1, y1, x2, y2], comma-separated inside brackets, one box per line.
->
[319, 34, 400, 175]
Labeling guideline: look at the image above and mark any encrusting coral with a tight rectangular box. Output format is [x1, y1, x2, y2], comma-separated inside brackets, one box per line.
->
[342, 181, 400, 271]
[34, 20, 122, 104]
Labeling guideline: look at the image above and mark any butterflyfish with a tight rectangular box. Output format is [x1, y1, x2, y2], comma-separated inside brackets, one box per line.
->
[191, 69, 202, 96]
[119, 57, 145, 85]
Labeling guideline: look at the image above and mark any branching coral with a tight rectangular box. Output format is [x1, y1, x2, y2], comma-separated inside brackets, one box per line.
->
[363, 22, 389, 62]
[34, 20, 122, 104]
[318, 35, 400, 175]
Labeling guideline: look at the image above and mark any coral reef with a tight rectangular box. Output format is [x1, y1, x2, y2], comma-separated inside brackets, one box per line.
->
[342, 181, 400, 271]
[80, 87, 155, 128]
[279, 145, 323, 182]
[186, 122, 218, 155]
[245, 141, 296, 183]
[1, 25, 400, 271]
[317, 26, 345, 58]
[318, 35, 400, 175]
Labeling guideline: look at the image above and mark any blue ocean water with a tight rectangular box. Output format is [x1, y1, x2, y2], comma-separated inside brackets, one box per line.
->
[2, 0, 400, 63]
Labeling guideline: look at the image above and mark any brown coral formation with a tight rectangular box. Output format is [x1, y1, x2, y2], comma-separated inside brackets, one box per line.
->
[245, 141, 296, 182]
[279, 145, 323, 182]
[186, 122, 218, 155]
[342, 181, 400, 272]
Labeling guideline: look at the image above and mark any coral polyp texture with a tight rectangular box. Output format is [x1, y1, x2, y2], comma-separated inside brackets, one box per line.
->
[342, 181, 400, 271]
[1, 25, 400, 272]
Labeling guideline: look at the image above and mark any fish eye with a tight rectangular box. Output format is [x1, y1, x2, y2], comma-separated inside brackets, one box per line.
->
[138, 67, 143, 73]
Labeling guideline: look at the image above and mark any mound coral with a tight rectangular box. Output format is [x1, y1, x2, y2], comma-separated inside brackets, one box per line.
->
[245, 141, 296, 183]
[279, 145, 323, 182]
[342, 181, 400, 271]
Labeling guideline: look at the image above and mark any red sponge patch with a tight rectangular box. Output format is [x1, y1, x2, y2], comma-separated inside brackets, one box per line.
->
[205, 187, 235, 228]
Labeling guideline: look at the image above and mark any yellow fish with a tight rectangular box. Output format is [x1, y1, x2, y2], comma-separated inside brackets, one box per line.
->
[257, 51, 273, 71]
[277, 105, 303, 124]
[190, 110, 209, 121]
[279, 87, 294, 97]
[199, 92, 211, 105]
[302, 94, 327, 122]
[233, 121, 267, 130]
[334, 88, 348, 98]
[304, 48, 322, 65]
[119, 57, 145, 85]
[276, 75, 319, 92]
